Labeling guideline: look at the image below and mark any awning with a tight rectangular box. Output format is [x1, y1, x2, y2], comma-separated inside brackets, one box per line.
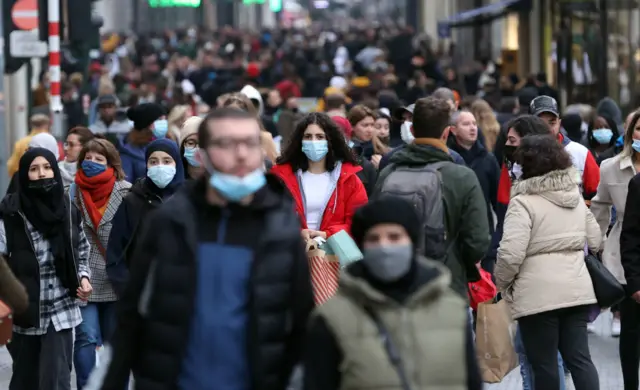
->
[438, 0, 532, 37]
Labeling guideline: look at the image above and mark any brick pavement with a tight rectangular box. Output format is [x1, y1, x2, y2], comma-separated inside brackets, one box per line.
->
[0, 312, 625, 389]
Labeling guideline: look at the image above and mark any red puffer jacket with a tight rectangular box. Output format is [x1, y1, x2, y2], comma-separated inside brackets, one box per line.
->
[271, 162, 368, 237]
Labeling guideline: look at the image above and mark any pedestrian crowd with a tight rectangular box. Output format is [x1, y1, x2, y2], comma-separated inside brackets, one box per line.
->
[0, 24, 640, 390]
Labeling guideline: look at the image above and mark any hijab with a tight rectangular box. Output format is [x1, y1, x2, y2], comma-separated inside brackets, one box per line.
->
[18, 148, 76, 293]
[144, 139, 185, 197]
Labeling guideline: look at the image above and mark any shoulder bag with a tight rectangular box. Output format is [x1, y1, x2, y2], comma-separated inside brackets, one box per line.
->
[585, 251, 625, 308]
[363, 306, 413, 390]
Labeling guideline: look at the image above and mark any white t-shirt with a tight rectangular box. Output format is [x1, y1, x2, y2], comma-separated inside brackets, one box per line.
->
[301, 171, 331, 230]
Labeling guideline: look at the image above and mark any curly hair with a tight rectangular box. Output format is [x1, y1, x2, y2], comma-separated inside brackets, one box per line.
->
[276, 112, 357, 172]
[515, 134, 573, 180]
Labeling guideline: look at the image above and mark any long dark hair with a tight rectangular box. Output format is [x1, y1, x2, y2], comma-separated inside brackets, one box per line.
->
[277, 112, 357, 172]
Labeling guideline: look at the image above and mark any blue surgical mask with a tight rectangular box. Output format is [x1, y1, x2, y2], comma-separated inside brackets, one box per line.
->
[633, 139, 640, 153]
[183, 147, 201, 167]
[152, 119, 169, 138]
[147, 165, 176, 189]
[302, 140, 329, 162]
[209, 168, 266, 202]
[592, 128, 614, 144]
[81, 160, 107, 177]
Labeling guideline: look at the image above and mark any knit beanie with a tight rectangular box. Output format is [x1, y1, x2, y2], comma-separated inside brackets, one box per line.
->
[350, 197, 421, 249]
[179, 116, 203, 147]
[127, 103, 165, 130]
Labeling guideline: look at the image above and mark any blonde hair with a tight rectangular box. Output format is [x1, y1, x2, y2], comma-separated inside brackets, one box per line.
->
[471, 99, 500, 152]
[30, 114, 50, 128]
[622, 110, 640, 158]
[98, 76, 115, 96]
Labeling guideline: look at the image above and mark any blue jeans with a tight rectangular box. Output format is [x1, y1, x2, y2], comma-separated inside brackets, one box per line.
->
[516, 325, 566, 390]
[73, 302, 117, 389]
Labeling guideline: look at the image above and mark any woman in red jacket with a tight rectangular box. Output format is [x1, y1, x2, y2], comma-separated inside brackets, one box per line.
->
[271, 113, 368, 240]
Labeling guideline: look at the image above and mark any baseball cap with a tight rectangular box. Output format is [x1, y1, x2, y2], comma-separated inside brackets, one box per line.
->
[393, 104, 415, 121]
[529, 95, 559, 117]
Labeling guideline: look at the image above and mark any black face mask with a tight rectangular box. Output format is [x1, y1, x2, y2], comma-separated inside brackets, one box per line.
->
[28, 178, 58, 194]
[503, 145, 517, 163]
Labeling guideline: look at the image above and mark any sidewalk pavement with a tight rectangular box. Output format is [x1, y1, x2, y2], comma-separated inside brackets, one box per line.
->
[0, 312, 623, 389]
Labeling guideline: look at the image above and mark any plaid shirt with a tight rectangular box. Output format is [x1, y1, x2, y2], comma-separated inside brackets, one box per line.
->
[0, 215, 91, 336]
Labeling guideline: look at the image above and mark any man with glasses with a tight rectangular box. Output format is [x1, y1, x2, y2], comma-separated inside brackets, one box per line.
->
[95, 107, 314, 390]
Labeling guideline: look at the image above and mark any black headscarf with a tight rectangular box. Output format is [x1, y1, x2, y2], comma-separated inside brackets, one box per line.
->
[18, 148, 76, 292]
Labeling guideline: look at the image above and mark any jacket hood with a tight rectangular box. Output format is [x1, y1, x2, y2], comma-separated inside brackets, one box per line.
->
[596, 97, 623, 134]
[339, 257, 452, 307]
[240, 85, 264, 115]
[511, 168, 582, 208]
[389, 143, 453, 166]
[118, 140, 146, 161]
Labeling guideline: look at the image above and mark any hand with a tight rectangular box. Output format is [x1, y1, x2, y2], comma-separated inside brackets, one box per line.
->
[301, 229, 326, 240]
[632, 291, 640, 304]
[371, 154, 382, 169]
[76, 278, 92, 301]
[310, 230, 327, 240]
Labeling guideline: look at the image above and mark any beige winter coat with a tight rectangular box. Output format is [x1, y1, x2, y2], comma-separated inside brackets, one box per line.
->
[495, 168, 602, 319]
[590, 154, 637, 284]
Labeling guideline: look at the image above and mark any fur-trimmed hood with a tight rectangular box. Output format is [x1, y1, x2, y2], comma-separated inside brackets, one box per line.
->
[511, 168, 582, 209]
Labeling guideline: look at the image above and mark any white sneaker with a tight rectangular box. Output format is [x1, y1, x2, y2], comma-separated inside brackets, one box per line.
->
[587, 322, 597, 334]
[612, 318, 621, 337]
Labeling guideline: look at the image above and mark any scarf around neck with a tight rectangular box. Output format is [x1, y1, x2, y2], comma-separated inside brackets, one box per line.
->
[75, 168, 116, 229]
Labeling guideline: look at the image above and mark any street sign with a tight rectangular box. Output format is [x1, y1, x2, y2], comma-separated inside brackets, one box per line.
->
[11, 0, 38, 31]
[9, 29, 46, 57]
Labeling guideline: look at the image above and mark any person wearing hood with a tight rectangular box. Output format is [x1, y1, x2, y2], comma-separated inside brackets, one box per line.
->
[106, 139, 185, 296]
[449, 110, 501, 262]
[0, 148, 92, 390]
[59, 127, 95, 187]
[587, 115, 619, 165]
[303, 197, 482, 390]
[5, 132, 63, 195]
[121, 103, 167, 184]
[596, 97, 624, 135]
[495, 135, 602, 390]
[241, 84, 279, 138]
[71, 138, 132, 389]
[179, 116, 205, 180]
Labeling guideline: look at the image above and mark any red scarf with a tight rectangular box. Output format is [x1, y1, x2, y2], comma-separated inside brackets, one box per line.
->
[75, 168, 116, 229]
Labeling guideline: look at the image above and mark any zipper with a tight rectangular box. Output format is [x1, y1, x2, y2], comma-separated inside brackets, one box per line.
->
[296, 169, 339, 228]
[17, 211, 41, 321]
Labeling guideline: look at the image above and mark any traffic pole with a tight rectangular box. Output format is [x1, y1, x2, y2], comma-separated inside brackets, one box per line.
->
[48, 0, 63, 140]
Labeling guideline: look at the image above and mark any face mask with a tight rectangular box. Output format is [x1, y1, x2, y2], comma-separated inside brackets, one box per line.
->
[592, 128, 614, 144]
[400, 121, 414, 144]
[81, 160, 107, 177]
[147, 165, 176, 189]
[152, 119, 169, 138]
[633, 139, 640, 153]
[209, 168, 267, 202]
[183, 147, 201, 167]
[503, 145, 517, 163]
[302, 140, 329, 162]
[509, 162, 523, 181]
[363, 244, 413, 282]
[28, 178, 58, 193]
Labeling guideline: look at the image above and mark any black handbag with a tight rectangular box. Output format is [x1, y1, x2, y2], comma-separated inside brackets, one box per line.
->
[585, 251, 625, 307]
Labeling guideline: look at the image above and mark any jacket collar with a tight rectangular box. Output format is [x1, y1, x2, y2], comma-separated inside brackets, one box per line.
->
[414, 138, 449, 153]
[619, 154, 634, 171]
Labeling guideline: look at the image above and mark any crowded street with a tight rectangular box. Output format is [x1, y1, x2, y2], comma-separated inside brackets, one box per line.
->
[1, 0, 640, 390]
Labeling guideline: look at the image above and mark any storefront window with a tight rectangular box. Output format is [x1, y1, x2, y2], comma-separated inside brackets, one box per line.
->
[550, 0, 638, 110]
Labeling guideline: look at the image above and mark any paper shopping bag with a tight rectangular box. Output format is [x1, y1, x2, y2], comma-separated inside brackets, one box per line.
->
[476, 299, 518, 383]
[306, 239, 340, 305]
[326, 230, 363, 268]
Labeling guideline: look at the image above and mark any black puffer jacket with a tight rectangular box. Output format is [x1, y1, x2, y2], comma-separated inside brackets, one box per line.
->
[99, 177, 314, 390]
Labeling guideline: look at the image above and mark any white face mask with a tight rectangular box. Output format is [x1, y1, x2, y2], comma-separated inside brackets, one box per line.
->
[400, 121, 414, 144]
[509, 163, 523, 181]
